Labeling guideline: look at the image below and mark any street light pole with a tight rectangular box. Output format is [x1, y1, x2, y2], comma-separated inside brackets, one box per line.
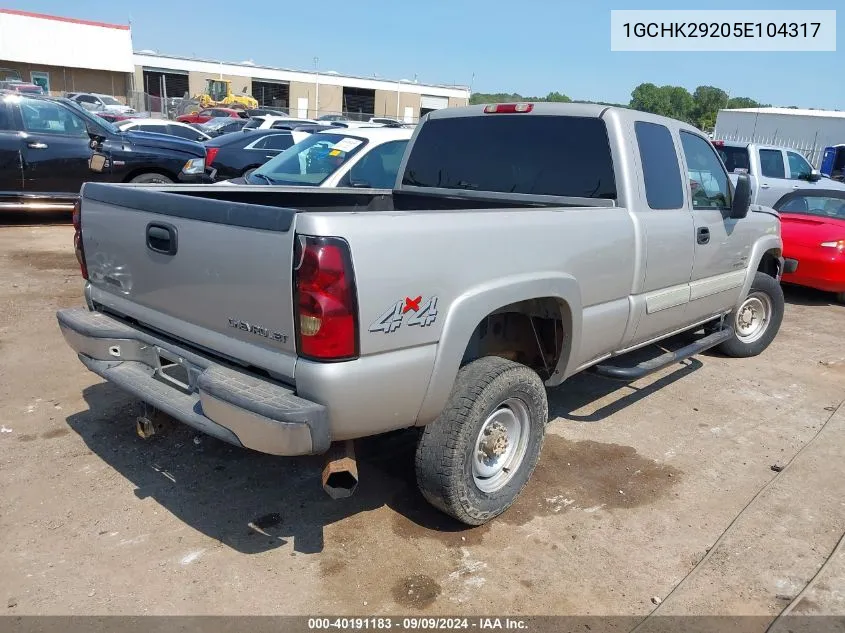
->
[314, 56, 319, 118]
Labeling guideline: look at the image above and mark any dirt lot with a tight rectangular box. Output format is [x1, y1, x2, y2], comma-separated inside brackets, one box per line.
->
[1, 218, 844, 622]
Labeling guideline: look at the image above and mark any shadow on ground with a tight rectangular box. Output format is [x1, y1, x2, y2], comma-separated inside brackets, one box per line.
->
[67, 337, 702, 556]
[782, 284, 842, 307]
[67, 382, 476, 556]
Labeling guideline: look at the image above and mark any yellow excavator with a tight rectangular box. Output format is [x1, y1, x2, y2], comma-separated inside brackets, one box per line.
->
[194, 79, 258, 110]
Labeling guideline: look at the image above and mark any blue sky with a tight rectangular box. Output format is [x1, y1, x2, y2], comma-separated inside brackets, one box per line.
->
[9, 0, 844, 109]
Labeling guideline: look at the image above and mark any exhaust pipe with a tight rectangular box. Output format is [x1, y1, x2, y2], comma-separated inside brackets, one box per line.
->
[321, 440, 358, 499]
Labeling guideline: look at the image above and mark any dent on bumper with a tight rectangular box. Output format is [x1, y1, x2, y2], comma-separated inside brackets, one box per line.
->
[57, 308, 329, 456]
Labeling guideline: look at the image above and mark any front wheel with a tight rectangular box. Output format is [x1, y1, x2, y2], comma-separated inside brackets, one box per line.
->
[415, 356, 548, 525]
[717, 272, 784, 358]
[130, 173, 173, 184]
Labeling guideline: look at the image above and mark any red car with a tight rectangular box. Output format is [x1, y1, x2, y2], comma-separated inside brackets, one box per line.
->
[774, 189, 845, 302]
[176, 107, 244, 124]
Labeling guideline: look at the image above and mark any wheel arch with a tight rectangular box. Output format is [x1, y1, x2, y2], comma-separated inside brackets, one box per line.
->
[415, 273, 581, 425]
[736, 235, 782, 309]
[122, 166, 178, 183]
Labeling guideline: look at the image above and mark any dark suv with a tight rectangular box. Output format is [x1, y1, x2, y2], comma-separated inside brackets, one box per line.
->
[0, 94, 208, 210]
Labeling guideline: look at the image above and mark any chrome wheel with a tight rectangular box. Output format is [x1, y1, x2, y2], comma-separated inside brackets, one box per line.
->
[472, 398, 530, 493]
[735, 291, 772, 343]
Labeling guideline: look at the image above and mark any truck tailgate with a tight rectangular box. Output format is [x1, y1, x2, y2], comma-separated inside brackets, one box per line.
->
[80, 183, 299, 380]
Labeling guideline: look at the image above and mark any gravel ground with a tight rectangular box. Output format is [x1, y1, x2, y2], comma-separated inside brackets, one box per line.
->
[1, 217, 843, 622]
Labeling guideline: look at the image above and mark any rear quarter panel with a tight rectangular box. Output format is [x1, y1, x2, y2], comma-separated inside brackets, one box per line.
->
[295, 206, 637, 424]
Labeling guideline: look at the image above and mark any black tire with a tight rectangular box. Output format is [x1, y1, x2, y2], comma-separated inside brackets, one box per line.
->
[717, 272, 784, 358]
[130, 173, 173, 184]
[415, 356, 548, 525]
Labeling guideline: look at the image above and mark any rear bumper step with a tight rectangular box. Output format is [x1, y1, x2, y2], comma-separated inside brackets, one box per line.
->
[57, 307, 329, 455]
[592, 327, 734, 380]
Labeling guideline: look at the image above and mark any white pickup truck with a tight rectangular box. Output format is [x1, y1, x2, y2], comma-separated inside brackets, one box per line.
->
[715, 140, 845, 207]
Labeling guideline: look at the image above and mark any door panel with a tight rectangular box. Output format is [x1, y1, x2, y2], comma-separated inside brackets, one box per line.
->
[19, 97, 92, 195]
[682, 132, 752, 320]
[0, 102, 23, 192]
[755, 148, 790, 207]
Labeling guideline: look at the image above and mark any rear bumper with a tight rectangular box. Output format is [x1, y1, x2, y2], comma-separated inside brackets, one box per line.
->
[57, 307, 330, 456]
[782, 247, 845, 293]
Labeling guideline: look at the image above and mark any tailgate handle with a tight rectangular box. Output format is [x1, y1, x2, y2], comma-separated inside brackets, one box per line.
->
[146, 223, 178, 256]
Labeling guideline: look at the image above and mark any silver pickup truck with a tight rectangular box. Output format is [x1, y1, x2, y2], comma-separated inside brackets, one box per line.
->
[58, 103, 788, 525]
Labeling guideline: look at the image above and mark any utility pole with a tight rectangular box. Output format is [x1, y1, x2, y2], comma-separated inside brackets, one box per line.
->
[314, 56, 319, 118]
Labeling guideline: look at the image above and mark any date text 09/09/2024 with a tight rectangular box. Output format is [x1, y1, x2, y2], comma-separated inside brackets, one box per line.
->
[308, 617, 528, 630]
[622, 22, 821, 39]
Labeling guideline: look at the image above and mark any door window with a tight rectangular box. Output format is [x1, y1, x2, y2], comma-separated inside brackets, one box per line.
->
[759, 149, 786, 178]
[348, 140, 409, 188]
[19, 99, 88, 137]
[679, 131, 731, 209]
[787, 151, 813, 180]
[635, 121, 684, 209]
[167, 124, 205, 141]
[258, 133, 293, 151]
[0, 103, 12, 130]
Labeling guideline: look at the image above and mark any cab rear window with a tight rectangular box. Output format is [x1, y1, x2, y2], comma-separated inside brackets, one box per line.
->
[402, 115, 617, 199]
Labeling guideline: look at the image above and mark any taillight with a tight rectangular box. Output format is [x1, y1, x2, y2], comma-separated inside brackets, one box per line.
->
[72, 198, 88, 280]
[206, 147, 219, 166]
[483, 103, 533, 114]
[712, 140, 725, 147]
[294, 235, 358, 361]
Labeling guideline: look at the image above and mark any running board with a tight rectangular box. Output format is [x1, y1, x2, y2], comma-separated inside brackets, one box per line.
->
[591, 327, 734, 380]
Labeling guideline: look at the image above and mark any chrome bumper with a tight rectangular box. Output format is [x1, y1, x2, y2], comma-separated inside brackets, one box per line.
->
[57, 307, 330, 456]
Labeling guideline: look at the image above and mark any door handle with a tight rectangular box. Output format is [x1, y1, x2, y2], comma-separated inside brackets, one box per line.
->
[26, 141, 48, 149]
[697, 227, 711, 245]
[792, 185, 800, 189]
[760, 183, 770, 189]
[146, 222, 178, 256]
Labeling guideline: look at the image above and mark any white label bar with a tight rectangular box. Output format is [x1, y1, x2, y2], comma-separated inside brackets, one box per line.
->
[611, 10, 836, 51]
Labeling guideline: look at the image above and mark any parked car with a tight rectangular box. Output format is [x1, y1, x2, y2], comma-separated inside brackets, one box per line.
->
[242, 115, 316, 130]
[116, 118, 211, 142]
[0, 80, 44, 95]
[58, 102, 785, 524]
[243, 108, 288, 117]
[236, 127, 412, 188]
[820, 144, 845, 181]
[773, 189, 845, 302]
[369, 117, 403, 126]
[317, 114, 349, 122]
[204, 129, 296, 180]
[94, 111, 137, 124]
[714, 140, 845, 207]
[176, 107, 245, 124]
[196, 116, 248, 137]
[0, 94, 207, 209]
[69, 93, 134, 114]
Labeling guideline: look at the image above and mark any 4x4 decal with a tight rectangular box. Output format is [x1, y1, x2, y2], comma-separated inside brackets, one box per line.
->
[369, 296, 439, 333]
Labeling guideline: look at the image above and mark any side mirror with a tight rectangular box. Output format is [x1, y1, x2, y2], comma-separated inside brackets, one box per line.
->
[807, 169, 822, 182]
[730, 174, 752, 219]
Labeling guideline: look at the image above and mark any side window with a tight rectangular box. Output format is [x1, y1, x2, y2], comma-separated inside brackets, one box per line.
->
[759, 149, 786, 179]
[634, 121, 684, 209]
[137, 124, 163, 133]
[76, 95, 96, 104]
[261, 134, 293, 151]
[348, 140, 409, 188]
[0, 104, 12, 131]
[167, 125, 203, 141]
[19, 100, 88, 137]
[679, 131, 731, 209]
[787, 151, 812, 180]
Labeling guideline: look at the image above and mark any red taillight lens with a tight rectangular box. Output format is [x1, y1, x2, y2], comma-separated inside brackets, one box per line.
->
[294, 236, 358, 360]
[483, 103, 534, 114]
[72, 199, 88, 280]
[712, 140, 725, 147]
[206, 147, 219, 166]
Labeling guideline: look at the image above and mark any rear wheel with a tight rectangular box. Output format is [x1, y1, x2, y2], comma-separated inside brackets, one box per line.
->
[130, 173, 173, 184]
[717, 272, 784, 357]
[415, 356, 548, 525]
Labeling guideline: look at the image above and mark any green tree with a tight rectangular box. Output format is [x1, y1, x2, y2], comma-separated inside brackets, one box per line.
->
[543, 91, 572, 102]
[665, 86, 695, 123]
[629, 83, 672, 117]
[692, 85, 729, 130]
[726, 96, 762, 109]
